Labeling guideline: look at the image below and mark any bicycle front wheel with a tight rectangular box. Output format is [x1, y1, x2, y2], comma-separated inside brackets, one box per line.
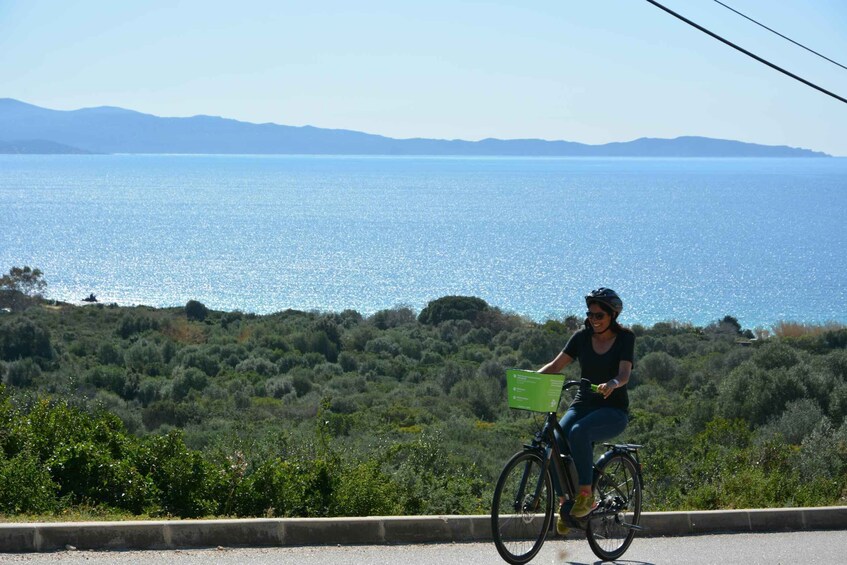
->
[491, 450, 554, 565]
[586, 452, 642, 561]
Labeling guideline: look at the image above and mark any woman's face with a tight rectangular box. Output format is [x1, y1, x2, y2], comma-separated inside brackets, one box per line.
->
[587, 303, 612, 334]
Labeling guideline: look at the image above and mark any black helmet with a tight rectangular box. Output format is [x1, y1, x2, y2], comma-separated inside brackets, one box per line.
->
[585, 288, 623, 315]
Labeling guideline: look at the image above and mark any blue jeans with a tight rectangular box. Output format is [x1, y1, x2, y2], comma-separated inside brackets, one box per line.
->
[555, 406, 628, 487]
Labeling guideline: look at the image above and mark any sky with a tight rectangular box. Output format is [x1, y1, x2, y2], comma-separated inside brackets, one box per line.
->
[2, 0, 846, 155]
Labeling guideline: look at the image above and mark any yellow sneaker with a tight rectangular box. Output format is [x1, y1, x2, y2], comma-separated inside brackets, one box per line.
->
[570, 492, 597, 518]
[556, 514, 570, 536]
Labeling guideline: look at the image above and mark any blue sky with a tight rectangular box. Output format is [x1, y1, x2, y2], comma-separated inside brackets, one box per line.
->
[2, 0, 846, 155]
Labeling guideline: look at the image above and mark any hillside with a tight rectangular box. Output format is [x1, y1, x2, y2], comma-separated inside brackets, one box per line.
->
[1, 294, 845, 518]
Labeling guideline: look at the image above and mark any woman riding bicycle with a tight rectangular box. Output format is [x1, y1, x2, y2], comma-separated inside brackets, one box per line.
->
[538, 287, 635, 527]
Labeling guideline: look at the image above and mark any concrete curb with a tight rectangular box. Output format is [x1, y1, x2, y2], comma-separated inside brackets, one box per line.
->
[1, 507, 846, 553]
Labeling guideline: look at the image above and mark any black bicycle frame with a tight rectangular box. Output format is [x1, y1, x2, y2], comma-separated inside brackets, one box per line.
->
[531, 412, 577, 501]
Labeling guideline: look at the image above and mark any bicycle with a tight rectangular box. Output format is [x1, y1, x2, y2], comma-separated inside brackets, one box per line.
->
[491, 373, 644, 564]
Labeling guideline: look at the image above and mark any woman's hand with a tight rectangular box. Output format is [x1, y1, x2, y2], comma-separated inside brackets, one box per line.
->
[597, 379, 619, 399]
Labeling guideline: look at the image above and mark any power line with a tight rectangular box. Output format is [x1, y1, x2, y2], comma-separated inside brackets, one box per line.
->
[643, 0, 847, 105]
[712, 0, 847, 72]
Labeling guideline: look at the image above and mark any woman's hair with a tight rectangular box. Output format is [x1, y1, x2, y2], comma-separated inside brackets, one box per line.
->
[584, 300, 633, 334]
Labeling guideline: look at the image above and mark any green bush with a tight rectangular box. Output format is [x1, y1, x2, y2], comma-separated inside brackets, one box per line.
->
[4, 358, 42, 387]
[124, 339, 165, 376]
[639, 351, 680, 386]
[0, 318, 53, 361]
[176, 346, 220, 377]
[117, 312, 160, 338]
[47, 440, 156, 513]
[418, 296, 490, 326]
[235, 356, 278, 377]
[97, 342, 124, 365]
[85, 365, 131, 398]
[234, 456, 337, 517]
[332, 460, 401, 516]
[0, 451, 58, 514]
[185, 300, 209, 322]
[171, 367, 209, 400]
[139, 431, 219, 517]
[142, 400, 199, 430]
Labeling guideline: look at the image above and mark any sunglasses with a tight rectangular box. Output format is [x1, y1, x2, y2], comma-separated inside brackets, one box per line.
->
[586, 311, 608, 321]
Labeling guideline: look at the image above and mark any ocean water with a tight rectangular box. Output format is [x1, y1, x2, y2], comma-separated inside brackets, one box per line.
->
[1, 154, 845, 329]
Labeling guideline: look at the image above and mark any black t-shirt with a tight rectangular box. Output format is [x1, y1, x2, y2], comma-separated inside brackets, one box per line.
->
[562, 328, 635, 411]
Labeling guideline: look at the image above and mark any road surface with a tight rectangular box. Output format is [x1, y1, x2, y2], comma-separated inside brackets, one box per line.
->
[3, 530, 845, 564]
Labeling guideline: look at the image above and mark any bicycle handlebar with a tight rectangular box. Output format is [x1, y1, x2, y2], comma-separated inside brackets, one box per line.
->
[563, 378, 601, 393]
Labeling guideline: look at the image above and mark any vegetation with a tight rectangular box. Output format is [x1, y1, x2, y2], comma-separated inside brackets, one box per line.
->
[0, 279, 845, 519]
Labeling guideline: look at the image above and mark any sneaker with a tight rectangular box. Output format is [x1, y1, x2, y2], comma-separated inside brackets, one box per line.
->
[556, 514, 570, 536]
[570, 492, 597, 518]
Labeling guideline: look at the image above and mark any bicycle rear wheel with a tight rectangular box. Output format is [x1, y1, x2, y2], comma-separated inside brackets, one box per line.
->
[491, 450, 554, 564]
[586, 452, 642, 561]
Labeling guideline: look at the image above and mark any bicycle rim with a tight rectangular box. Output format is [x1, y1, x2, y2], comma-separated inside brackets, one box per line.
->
[586, 453, 641, 561]
[491, 450, 553, 564]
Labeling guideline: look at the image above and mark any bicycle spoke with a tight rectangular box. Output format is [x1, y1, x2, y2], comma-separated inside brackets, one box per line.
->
[586, 453, 642, 561]
[492, 451, 553, 564]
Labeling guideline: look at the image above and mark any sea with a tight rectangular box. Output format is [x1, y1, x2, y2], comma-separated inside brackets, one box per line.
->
[1, 154, 845, 329]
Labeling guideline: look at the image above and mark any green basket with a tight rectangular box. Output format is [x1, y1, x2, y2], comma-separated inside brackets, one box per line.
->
[506, 369, 564, 413]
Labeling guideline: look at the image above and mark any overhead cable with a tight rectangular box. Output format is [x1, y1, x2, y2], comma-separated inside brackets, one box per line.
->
[643, 0, 847, 105]
[712, 0, 847, 72]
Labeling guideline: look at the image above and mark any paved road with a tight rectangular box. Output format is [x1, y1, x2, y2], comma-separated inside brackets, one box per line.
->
[3, 530, 846, 565]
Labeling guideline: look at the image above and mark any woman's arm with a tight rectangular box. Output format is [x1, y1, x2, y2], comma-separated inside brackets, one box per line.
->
[597, 360, 632, 398]
[538, 351, 574, 374]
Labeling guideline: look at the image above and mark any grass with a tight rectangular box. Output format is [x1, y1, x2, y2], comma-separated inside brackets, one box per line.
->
[0, 506, 234, 523]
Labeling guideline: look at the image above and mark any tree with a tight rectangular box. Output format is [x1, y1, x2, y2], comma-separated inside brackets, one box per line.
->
[418, 296, 490, 326]
[0, 266, 46, 297]
[185, 300, 209, 322]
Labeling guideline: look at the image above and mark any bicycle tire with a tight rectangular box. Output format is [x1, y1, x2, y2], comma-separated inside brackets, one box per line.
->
[586, 452, 642, 561]
[491, 450, 554, 564]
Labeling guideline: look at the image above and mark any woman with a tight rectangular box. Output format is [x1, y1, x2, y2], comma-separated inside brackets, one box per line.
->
[538, 287, 634, 530]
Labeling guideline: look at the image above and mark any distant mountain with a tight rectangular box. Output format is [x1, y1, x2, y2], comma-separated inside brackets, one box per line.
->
[0, 138, 92, 154]
[0, 98, 830, 157]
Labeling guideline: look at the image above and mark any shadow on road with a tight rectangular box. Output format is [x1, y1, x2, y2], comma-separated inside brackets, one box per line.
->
[564, 559, 656, 565]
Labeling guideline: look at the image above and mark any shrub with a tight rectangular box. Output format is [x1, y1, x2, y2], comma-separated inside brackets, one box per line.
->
[450, 375, 501, 421]
[718, 363, 806, 425]
[140, 431, 219, 517]
[291, 372, 313, 397]
[141, 400, 198, 430]
[795, 419, 847, 479]
[0, 318, 53, 360]
[85, 365, 131, 398]
[758, 398, 825, 445]
[370, 307, 416, 330]
[117, 312, 160, 338]
[235, 456, 338, 517]
[235, 356, 278, 377]
[171, 367, 209, 400]
[177, 346, 220, 377]
[0, 452, 58, 514]
[518, 327, 560, 365]
[3, 358, 41, 387]
[365, 336, 400, 357]
[124, 339, 165, 376]
[332, 460, 401, 516]
[47, 440, 156, 514]
[337, 351, 358, 372]
[752, 341, 802, 370]
[291, 331, 338, 362]
[639, 351, 680, 385]
[96, 341, 124, 365]
[418, 296, 490, 326]
[185, 300, 209, 322]
[265, 376, 294, 399]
